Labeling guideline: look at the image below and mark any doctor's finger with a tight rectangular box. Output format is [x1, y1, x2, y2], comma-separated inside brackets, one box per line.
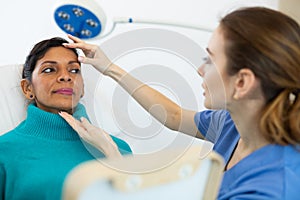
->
[67, 34, 83, 43]
[63, 42, 97, 56]
[59, 112, 85, 132]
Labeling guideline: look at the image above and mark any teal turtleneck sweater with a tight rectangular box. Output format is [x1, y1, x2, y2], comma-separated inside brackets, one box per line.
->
[0, 103, 131, 200]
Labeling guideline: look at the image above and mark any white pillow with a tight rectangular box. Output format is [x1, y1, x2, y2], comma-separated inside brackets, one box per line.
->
[0, 64, 27, 135]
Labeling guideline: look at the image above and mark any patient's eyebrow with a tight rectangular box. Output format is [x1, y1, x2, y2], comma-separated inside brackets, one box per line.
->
[40, 60, 80, 65]
[40, 61, 57, 65]
[68, 61, 81, 65]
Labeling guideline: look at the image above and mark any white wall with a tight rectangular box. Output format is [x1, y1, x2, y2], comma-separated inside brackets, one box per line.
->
[0, 0, 279, 153]
[0, 0, 278, 65]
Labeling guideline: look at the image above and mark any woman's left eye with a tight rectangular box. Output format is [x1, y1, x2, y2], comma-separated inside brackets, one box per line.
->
[70, 69, 80, 74]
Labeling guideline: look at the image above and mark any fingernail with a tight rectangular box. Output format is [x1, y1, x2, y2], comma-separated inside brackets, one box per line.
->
[78, 56, 84, 62]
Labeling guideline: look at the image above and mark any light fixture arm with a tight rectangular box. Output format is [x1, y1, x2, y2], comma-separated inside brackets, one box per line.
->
[53, 0, 213, 40]
[113, 17, 213, 32]
[98, 17, 213, 40]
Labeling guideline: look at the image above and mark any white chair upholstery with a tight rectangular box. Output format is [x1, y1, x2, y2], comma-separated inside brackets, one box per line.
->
[62, 145, 224, 200]
[0, 64, 27, 134]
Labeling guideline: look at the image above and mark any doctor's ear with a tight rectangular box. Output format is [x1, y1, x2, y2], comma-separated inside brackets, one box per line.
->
[21, 79, 35, 100]
[233, 68, 258, 100]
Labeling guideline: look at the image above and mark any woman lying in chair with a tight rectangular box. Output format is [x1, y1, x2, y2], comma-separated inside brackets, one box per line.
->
[0, 37, 132, 200]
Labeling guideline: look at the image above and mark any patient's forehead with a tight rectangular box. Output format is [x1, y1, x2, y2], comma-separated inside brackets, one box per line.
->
[35, 47, 79, 67]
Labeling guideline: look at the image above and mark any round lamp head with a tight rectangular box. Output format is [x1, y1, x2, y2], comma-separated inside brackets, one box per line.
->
[54, 0, 106, 39]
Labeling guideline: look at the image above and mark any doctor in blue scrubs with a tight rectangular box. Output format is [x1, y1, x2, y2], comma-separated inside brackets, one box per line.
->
[64, 7, 300, 199]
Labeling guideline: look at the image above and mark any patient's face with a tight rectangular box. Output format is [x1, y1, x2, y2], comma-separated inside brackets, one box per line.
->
[30, 46, 84, 114]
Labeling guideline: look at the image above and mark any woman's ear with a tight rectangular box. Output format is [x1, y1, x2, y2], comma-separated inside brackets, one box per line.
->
[233, 68, 258, 100]
[21, 79, 34, 100]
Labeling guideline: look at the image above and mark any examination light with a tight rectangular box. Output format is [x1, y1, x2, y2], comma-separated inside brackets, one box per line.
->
[54, 0, 106, 39]
[53, 0, 213, 40]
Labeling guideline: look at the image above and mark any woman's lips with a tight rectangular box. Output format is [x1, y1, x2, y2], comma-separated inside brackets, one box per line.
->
[55, 88, 73, 95]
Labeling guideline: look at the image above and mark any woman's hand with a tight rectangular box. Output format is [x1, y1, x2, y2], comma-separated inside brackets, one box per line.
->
[59, 111, 121, 158]
[63, 34, 113, 75]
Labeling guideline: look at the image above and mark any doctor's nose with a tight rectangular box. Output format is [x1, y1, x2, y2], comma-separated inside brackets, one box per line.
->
[197, 64, 205, 77]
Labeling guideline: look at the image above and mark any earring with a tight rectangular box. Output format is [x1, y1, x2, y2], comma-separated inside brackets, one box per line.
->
[29, 94, 34, 99]
[233, 93, 239, 100]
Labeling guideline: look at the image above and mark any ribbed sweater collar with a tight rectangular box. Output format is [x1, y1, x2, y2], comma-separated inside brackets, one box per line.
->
[15, 103, 88, 141]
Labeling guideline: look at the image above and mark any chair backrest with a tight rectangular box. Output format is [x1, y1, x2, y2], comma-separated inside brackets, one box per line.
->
[0, 64, 27, 134]
[62, 145, 224, 200]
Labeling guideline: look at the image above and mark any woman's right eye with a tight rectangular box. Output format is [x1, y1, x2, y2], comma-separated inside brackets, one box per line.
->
[42, 68, 54, 73]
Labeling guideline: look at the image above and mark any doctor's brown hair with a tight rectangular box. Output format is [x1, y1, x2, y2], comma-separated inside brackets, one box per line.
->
[220, 7, 300, 145]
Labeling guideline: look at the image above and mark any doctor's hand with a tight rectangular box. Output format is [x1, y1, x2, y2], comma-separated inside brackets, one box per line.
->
[63, 34, 113, 75]
[59, 111, 121, 158]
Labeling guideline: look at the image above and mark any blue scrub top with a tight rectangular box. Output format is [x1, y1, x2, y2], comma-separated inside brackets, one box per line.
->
[195, 110, 300, 200]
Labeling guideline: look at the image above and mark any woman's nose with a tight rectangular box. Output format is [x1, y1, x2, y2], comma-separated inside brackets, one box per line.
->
[58, 70, 72, 82]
